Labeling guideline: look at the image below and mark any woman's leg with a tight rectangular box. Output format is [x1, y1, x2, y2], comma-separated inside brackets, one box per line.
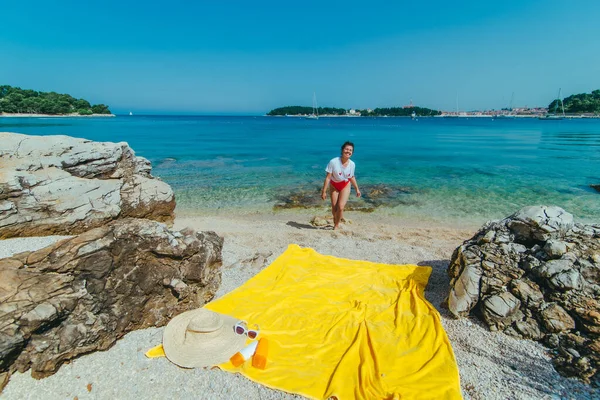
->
[332, 184, 351, 229]
[330, 188, 340, 221]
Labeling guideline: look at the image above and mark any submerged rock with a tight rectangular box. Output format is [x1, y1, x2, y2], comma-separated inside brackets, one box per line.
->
[273, 188, 326, 210]
[361, 184, 414, 208]
[447, 205, 600, 383]
[273, 183, 415, 212]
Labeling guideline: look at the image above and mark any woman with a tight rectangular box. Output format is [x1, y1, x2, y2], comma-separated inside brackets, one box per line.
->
[321, 141, 361, 230]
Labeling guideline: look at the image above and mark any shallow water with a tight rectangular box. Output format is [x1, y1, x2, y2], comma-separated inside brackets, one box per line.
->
[3, 115, 599, 225]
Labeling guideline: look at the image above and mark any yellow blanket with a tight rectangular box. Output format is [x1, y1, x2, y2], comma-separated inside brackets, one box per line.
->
[206, 244, 461, 400]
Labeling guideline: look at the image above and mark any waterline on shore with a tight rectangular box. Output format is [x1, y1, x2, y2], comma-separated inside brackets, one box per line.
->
[172, 182, 599, 227]
[0, 113, 115, 118]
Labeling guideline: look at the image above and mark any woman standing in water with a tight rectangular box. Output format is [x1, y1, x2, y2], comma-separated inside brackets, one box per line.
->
[321, 141, 361, 230]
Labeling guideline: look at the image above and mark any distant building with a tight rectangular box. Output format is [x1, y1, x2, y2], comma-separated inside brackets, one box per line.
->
[440, 106, 548, 117]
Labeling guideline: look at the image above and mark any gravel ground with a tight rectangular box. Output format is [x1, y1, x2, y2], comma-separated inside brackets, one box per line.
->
[1, 212, 597, 399]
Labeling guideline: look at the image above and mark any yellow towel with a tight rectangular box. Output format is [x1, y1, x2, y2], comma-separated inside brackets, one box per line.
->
[207, 244, 461, 400]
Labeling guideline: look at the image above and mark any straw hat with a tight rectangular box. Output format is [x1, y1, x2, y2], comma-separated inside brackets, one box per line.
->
[162, 308, 246, 368]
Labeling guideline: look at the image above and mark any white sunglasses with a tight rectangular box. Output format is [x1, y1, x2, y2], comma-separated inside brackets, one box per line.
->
[234, 320, 260, 340]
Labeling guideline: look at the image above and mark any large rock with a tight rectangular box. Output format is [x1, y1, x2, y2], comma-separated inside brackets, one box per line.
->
[447, 206, 600, 383]
[0, 218, 223, 382]
[0, 132, 175, 238]
[508, 205, 574, 243]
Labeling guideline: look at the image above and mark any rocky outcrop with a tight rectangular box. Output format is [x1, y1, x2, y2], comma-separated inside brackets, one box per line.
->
[447, 206, 600, 383]
[0, 132, 175, 238]
[0, 218, 223, 381]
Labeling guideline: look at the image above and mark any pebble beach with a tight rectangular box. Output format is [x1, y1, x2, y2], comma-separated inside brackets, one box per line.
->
[1, 210, 597, 400]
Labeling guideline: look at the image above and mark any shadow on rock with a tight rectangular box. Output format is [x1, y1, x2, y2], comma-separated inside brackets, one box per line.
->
[419, 259, 452, 316]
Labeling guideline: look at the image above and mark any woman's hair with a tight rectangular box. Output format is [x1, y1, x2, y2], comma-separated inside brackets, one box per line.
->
[341, 141, 354, 152]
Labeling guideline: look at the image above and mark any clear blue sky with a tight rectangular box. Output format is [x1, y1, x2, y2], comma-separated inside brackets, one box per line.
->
[2, 0, 599, 114]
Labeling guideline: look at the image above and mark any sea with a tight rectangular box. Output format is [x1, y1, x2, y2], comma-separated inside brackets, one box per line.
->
[2, 115, 599, 226]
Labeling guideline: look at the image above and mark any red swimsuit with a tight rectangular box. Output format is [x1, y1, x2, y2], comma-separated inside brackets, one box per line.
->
[330, 179, 350, 191]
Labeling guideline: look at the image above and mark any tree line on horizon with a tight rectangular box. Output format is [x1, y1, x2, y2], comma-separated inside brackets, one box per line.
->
[267, 105, 441, 116]
[267, 106, 348, 116]
[548, 89, 600, 114]
[0, 85, 111, 115]
[270, 89, 600, 116]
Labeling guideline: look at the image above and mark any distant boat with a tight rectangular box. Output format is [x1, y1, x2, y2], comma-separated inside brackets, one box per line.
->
[539, 114, 564, 120]
[442, 92, 460, 118]
[306, 92, 319, 120]
[129, 111, 133, 116]
[539, 88, 566, 120]
[411, 111, 416, 119]
[497, 92, 517, 118]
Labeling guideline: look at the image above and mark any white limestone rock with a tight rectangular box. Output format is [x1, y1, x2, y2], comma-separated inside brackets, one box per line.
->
[0, 132, 175, 238]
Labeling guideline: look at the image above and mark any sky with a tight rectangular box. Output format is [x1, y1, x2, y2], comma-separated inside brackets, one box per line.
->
[2, 0, 600, 115]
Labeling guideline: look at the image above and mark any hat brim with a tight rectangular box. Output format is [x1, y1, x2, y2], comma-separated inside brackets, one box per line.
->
[163, 308, 247, 368]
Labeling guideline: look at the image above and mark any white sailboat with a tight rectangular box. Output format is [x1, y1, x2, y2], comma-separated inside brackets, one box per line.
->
[497, 92, 516, 118]
[306, 92, 319, 119]
[539, 88, 566, 120]
[129, 111, 133, 116]
[443, 93, 460, 118]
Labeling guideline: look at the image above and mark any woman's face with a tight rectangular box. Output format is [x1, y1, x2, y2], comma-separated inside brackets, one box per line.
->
[342, 145, 354, 158]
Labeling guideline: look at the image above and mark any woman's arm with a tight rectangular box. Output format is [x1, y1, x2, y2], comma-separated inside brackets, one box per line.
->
[321, 173, 332, 200]
[350, 176, 361, 198]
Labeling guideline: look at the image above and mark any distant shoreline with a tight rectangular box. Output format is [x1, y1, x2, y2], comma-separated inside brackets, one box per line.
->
[0, 113, 115, 118]
[269, 114, 362, 118]
[269, 114, 600, 119]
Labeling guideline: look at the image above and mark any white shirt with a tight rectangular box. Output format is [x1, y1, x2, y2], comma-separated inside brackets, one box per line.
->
[325, 157, 355, 183]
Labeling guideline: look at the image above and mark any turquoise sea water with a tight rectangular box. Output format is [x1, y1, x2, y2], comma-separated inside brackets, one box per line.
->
[2, 116, 599, 225]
